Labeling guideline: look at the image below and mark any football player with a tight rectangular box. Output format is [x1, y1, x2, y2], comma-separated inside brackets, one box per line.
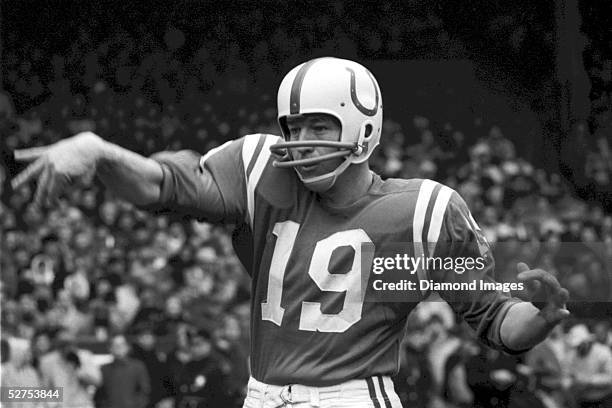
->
[12, 57, 569, 408]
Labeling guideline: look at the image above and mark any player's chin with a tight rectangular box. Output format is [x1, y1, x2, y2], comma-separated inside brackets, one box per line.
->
[301, 177, 334, 193]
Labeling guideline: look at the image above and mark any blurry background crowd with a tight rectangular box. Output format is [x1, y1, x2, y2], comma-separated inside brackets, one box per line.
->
[1, 1, 612, 408]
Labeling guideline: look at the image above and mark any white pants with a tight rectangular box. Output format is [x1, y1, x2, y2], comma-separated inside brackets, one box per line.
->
[242, 375, 403, 408]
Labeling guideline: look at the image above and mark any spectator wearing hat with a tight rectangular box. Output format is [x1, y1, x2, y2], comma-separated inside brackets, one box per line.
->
[96, 334, 150, 408]
[130, 324, 172, 408]
[172, 327, 232, 408]
[567, 324, 612, 408]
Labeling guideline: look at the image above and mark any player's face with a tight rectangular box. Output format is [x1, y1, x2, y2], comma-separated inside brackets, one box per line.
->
[285, 113, 343, 179]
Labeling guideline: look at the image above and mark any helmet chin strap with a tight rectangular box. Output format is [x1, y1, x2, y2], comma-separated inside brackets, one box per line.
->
[297, 157, 353, 192]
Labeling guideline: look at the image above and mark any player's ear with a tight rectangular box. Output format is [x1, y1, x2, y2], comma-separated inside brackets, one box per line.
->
[365, 124, 372, 138]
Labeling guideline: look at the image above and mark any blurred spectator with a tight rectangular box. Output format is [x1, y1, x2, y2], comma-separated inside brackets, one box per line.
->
[525, 325, 570, 408]
[394, 326, 433, 408]
[214, 314, 250, 404]
[566, 324, 612, 408]
[171, 327, 233, 408]
[1, 337, 43, 408]
[131, 324, 173, 408]
[465, 346, 515, 408]
[38, 330, 101, 408]
[30, 328, 53, 370]
[426, 314, 463, 407]
[593, 320, 611, 348]
[442, 338, 479, 407]
[96, 334, 150, 408]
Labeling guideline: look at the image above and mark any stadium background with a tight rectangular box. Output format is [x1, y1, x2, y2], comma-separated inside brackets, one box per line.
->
[1, 1, 611, 407]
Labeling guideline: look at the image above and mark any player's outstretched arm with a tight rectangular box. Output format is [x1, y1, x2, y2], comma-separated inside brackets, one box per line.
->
[11, 132, 163, 207]
[500, 262, 570, 351]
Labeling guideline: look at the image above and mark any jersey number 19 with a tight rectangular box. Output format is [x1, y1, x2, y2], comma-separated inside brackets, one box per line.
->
[261, 221, 374, 333]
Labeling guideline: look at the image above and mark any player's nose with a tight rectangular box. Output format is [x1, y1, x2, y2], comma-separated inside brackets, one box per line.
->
[293, 145, 314, 161]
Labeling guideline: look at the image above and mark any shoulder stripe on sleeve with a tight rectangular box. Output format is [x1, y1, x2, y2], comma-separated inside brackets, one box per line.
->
[427, 185, 454, 257]
[243, 134, 277, 227]
[413, 179, 437, 297]
[422, 183, 442, 247]
[199, 140, 233, 171]
[467, 211, 483, 232]
[245, 138, 266, 179]
[464, 210, 490, 257]
[241, 134, 261, 174]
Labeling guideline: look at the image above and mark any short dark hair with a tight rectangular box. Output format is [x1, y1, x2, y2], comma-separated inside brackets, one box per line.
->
[41, 233, 59, 244]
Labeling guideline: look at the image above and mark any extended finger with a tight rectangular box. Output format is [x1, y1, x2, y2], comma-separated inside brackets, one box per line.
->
[14, 146, 51, 162]
[517, 269, 563, 292]
[32, 164, 51, 208]
[11, 159, 45, 190]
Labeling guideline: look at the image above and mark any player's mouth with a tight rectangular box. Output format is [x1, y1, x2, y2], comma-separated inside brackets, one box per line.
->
[299, 163, 318, 173]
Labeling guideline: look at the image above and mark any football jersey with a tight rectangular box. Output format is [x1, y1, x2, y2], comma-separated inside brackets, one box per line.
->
[150, 133, 521, 386]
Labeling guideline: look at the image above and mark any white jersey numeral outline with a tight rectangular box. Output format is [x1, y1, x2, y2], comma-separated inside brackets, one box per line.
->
[261, 221, 299, 326]
[262, 221, 374, 333]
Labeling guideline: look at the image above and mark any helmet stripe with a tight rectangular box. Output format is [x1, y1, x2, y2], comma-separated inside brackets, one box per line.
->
[289, 58, 323, 114]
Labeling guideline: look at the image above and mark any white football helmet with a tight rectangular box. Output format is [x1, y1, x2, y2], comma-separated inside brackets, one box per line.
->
[271, 57, 383, 191]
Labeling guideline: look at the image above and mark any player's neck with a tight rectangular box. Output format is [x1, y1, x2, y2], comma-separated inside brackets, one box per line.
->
[319, 163, 373, 208]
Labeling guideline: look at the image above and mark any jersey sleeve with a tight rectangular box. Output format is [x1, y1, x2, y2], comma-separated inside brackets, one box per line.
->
[146, 133, 278, 224]
[424, 185, 523, 353]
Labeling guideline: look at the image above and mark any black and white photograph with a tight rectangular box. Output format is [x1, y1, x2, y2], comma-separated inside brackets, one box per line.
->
[1, 1, 611, 407]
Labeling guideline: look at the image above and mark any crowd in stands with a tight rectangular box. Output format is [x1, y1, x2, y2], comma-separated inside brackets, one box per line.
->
[578, 0, 612, 206]
[2, 17, 612, 408]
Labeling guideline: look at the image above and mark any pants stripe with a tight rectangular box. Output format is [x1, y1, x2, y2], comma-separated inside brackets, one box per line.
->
[366, 377, 382, 408]
[377, 376, 392, 408]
